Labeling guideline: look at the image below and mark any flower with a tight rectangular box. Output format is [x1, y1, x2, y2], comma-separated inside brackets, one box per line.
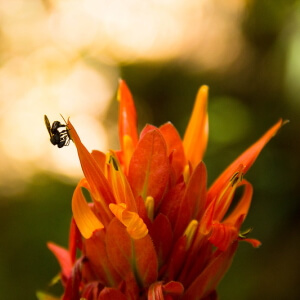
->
[42, 80, 282, 300]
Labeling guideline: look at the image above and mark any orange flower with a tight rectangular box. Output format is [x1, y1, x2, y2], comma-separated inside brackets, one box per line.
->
[43, 80, 283, 300]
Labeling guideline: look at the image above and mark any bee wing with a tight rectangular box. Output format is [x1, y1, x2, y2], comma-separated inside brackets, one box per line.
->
[44, 115, 53, 137]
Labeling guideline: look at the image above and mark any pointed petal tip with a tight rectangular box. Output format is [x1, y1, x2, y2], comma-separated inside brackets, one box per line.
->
[66, 119, 79, 145]
[199, 84, 209, 94]
[117, 79, 131, 102]
[47, 242, 73, 279]
[66, 118, 72, 128]
[117, 79, 125, 102]
[241, 237, 262, 248]
[148, 281, 184, 300]
[117, 79, 139, 149]
[183, 84, 209, 167]
[273, 117, 284, 131]
[208, 118, 285, 202]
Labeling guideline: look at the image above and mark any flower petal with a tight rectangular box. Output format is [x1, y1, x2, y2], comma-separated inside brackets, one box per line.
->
[162, 281, 184, 296]
[213, 165, 244, 222]
[106, 217, 158, 288]
[98, 287, 127, 300]
[240, 238, 261, 248]
[140, 124, 157, 139]
[72, 180, 104, 239]
[81, 282, 103, 299]
[164, 236, 187, 281]
[199, 197, 216, 235]
[62, 258, 82, 300]
[128, 129, 170, 207]
[183, 241, 238, 300]
[223, 180, 253, 226]
[183, 85, 209, 168]
[118, 80, 138, 172]
[159, 182, 185, 228]
[149, 213, 173, 267]
[208, 119, 283, 204]
[177, 239, 212, 287]
[148, 281, 164, 300]
[174, 161, 207, 239]
[83, 229, 121, 286]
[47, 242, 72, 281]
[91, 150, 107, 173]
[107, 153, 137, 212]
[148, 281, 184, 300]
[67, 120, 115, 210]
[109, 203, 148, 239]
[68, 218, 82, 264]
[118, 79, 139, 148]
[208, 222, 238, 251]
[159, 122, 186, 182]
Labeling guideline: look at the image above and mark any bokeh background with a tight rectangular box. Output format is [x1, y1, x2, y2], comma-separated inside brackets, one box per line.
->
[0, 0, 299, 299]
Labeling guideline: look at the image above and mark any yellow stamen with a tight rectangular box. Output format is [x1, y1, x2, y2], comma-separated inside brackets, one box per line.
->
[107, 154, 123, 205]
[184, 220, 199, 250]
[145, 196, 154, 222]
[239, 227, 253, 239]
[183, 164, 190, 184]
[107, 152, 137, 212]
[214, 169, 244, 221]
[109, 154, 119, 171]
[230, 171, 243, 187]
[49, 274, 60, 286]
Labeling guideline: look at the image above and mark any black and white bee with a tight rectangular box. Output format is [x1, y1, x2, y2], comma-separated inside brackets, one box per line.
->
[44, 115, 71, 148]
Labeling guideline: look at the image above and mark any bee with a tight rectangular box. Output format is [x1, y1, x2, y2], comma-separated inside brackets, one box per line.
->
[44, 115, 71, 148]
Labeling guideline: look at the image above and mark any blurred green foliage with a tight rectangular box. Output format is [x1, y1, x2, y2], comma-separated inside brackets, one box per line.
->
[1, 0, 300, 299]
[0, 175, 73, 298]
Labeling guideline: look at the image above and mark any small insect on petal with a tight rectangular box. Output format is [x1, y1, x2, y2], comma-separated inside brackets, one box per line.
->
[44, 115, 71, 148]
